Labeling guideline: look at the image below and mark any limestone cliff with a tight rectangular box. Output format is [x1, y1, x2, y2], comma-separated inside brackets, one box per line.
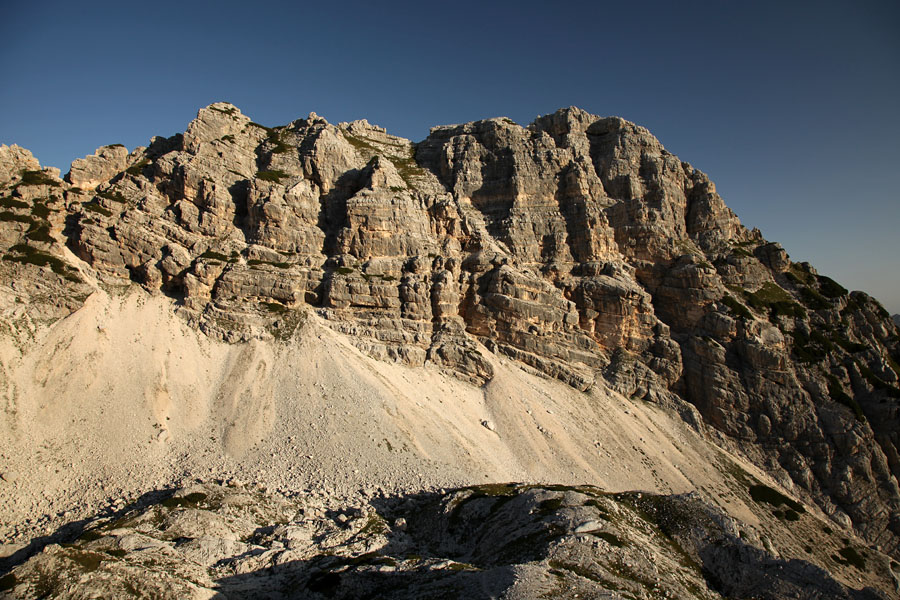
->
[1, 103, 899, 563]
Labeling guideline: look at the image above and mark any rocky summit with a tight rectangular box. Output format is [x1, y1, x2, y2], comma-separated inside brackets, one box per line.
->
[0, 104, 899, 598]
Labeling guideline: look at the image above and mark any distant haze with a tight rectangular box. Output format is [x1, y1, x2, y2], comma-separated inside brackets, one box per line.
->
[1, 0, 897, 312]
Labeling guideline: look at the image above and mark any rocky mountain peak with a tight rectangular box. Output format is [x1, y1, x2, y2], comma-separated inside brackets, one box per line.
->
[1, 103, 899, 597]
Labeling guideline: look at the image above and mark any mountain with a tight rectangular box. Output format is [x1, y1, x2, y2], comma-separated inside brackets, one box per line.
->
[0, 104, 898, 598]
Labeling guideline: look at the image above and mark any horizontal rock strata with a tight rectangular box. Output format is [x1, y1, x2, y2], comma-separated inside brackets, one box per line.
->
[1, 104, 899, 563]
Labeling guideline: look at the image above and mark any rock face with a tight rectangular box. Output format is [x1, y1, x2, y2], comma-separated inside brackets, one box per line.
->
[0, 145, 91, 324]
[1, 482, 893, 599]
[2, 103, 900, 588]
[66, 144, 130, 190]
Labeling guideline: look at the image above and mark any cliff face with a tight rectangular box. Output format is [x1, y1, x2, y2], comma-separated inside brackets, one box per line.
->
[1, 103, 899, 556]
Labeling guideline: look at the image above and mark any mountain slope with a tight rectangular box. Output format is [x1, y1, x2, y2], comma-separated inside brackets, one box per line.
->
[0, 104, 898, 596]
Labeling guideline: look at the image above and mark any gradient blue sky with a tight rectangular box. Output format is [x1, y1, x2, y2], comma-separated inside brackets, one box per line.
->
[2, 0, 898, 312]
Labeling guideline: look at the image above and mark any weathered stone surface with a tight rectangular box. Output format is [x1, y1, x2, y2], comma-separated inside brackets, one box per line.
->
[0, 149, 91, 324]
[66, 144, 129, 190]
[0, 144, 40, 182]
[2, 483, 894, 599]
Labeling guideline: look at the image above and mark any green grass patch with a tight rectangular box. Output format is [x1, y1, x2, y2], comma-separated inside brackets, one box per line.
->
[468, 482, 519, 497]
[810, 329, 834, 352]
[817, 275, 848, 298]
[248, 121, 274, 132]
[199, 250, 234, 262]
[20, 170, 60, 187]
[125, 158, 150, 176]
[447, 562, 478, 571]
[26, 224, 53, 243]
[388, 148, 426, 187]
[788, 263, 816, 285]
[257, 169, 289, 183]
[210, 105, 238, 115]
[790, 329, 831, 363]
[335, 266, 354, 275]
[247, 259, 290, 268]
[261, 301, 288, 313]
[538, 497, 564, 515]
[722, 294, 751, 319]
[3, 246, 79, 280]
[748, 484, 805, 513]
[361, 272, 398, 282]
[785, 271, 804, 285]
[770, 301, 806, 319]
[0, 211, 34, 224]
[97, 190, 128, 204]
[265, 128, 292, 154]
[447, 484, 522, 531]
[0, 197, 29, 209]
[743, 282, 805, 320]
[358, 513, 388, 537]
[342, 134, 424, 186]
[343, 133, 379, 154]
[82, 202, 113, 217]
[799, 286, 830, 310]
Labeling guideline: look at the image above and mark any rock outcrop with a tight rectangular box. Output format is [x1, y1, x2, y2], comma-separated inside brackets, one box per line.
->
[66, 144, 130, 191]
[2, 103, 900, 581]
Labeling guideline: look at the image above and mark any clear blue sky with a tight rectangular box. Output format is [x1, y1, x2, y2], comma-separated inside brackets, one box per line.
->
[2, 0, 898, 312]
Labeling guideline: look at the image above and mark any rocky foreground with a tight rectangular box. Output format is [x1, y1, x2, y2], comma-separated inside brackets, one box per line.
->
[1, 482, 893, 599]
[1, 104, 899, 597]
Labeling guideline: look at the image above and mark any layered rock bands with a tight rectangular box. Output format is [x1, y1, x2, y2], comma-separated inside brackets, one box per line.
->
[1, 103, 899, 555]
